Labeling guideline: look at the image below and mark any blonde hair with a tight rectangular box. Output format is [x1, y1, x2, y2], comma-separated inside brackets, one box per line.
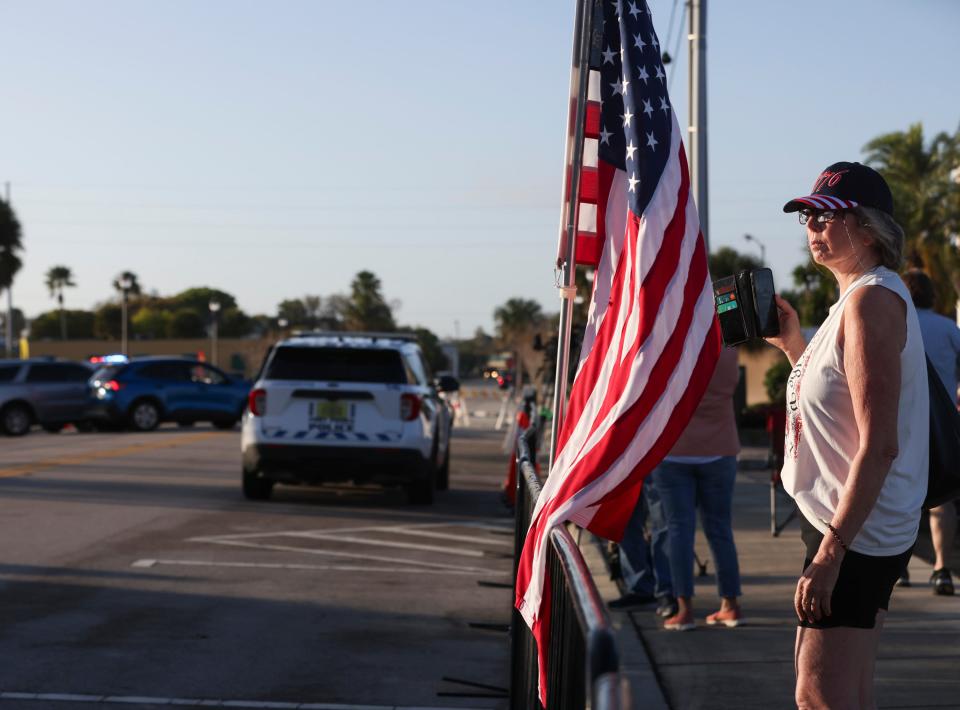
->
[854, 206, 904, 271]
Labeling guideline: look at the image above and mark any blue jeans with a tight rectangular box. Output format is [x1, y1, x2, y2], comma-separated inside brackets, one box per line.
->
[651, 456, 742, 599]
[618, 478, 673, 599]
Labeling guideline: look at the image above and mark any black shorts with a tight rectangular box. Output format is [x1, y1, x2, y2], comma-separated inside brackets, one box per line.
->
[799, 515, 913, 630]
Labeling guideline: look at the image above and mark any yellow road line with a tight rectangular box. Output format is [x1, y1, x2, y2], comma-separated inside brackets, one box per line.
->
[0, 431, 222, 479]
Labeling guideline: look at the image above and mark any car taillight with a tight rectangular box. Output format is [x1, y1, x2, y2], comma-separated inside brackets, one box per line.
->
[249, 388, 267, 416]
[400, 393, 421, 421]
[103, 380, 123, 391]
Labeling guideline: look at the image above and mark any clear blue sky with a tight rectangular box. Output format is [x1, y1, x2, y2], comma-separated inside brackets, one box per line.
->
[2, 1, 958, 339]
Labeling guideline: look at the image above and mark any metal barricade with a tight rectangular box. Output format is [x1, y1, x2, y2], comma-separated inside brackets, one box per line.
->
[510, 429, 625, 709]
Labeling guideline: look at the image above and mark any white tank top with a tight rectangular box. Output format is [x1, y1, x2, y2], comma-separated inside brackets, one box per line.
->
[781, 267, 928, 556]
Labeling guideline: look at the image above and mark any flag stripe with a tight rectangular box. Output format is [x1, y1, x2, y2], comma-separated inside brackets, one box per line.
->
[565, 145, 692, 454]
[555, 125, 685, 460]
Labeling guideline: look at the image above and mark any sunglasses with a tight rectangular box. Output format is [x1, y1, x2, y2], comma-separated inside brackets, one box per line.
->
[798, 208, 844, 227]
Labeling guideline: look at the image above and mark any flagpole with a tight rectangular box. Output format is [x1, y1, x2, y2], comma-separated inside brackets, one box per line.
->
[549, 0, 598, 471]
[688, 0, 709, 249]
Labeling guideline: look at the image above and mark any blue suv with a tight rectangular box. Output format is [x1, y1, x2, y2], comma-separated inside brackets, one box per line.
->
[87, 357, 250, 431]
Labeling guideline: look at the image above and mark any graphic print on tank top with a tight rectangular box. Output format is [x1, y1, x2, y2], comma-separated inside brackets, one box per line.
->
[785, 324, 831, 461]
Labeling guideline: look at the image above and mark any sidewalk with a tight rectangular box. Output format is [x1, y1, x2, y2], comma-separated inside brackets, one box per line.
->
[583, 446, 960, 709]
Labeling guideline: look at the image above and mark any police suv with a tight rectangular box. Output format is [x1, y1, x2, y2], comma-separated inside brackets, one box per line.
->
[240, 332, 458, 504]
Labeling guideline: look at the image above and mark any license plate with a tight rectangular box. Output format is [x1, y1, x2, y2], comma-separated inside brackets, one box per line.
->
[310, 400, 350, 421]
[309, 401, 355, 434]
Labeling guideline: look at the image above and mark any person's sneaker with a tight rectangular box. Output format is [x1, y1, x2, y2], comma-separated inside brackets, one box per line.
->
[931, 568, 954, 596]
[705, 607, 744, 628]
[608, 591, 657, 610]
[656, 596, 678, 618]
[896, 569, 911, 587]
[663, 609, 695, 631]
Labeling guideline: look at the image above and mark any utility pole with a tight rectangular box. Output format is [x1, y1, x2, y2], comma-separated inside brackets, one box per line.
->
[688, 0, 709, 250]
[4, 182, 13, 358]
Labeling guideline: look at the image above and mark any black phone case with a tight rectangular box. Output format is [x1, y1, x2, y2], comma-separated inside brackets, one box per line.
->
[713, 268, 780, 346]
[713, 275, 749, 346]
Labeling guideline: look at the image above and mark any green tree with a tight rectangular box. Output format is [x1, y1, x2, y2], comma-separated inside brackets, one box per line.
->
[45, 265, 77, 340]
[708, 246, 763, 280]
[864, 122, 960, 312]
[32, 310, 95, 340]
[167, 308, 206, 338]
[131, 307, 172, 339]
[169, 287, 237, 314]
[343, 271, 396, 331]
[781, 258, 837, 326]
[494, 297, 546, 389]
[93, 303, 122, 340]
[219, 307, 252, 337]
[277, 298, 310, 327]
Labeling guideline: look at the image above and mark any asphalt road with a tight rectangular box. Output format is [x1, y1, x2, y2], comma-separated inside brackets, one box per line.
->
[0, 398, 515, 710]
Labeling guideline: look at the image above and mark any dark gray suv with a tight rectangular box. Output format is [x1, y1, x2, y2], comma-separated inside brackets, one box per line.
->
[0, 358, 95, 436]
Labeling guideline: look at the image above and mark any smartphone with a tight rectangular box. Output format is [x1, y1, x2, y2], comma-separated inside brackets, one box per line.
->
[735, 271, 758, 340]
[751, 267, 780, 338]
[713, 275, 748, 346]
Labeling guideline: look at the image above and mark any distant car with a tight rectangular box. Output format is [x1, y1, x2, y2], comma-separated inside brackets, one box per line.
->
[240, 332, 459, 503]
[0, 358, 96, 436]
[86, 357, 250, 432]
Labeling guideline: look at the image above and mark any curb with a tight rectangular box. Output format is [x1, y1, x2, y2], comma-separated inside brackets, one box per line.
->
[578, 529, 671, 710]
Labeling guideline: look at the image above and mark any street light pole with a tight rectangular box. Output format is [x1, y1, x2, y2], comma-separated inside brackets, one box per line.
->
[118, 275, 133, 356]
[744, 233, 766, 265]
[209, 300, 221, 367]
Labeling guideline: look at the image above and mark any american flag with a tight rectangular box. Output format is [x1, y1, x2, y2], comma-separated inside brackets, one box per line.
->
[519, 0, 721, 702]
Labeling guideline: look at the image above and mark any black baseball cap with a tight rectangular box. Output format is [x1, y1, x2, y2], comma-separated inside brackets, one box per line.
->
[783, 161, 894, 216]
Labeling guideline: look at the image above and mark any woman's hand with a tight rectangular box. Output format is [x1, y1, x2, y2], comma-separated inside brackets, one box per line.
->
[794, 555, 842, 624]
[765, 294, 805, 363]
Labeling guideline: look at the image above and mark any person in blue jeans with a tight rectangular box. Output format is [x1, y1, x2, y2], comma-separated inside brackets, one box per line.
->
[652, 347, 744, 631]
[609, 478, 676, 616]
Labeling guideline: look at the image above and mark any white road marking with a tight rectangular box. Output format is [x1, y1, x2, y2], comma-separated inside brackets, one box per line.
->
[281, 532, 485, 558]
[194, 538, 499, 574]
[0, 691, 488, 709]
[371, 526, 512, 548]
[132, 558, 506, 576]
[179, 521, 515, 577]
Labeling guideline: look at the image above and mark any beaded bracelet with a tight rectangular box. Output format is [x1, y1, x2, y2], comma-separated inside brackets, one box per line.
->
[824, 522, 848, 551]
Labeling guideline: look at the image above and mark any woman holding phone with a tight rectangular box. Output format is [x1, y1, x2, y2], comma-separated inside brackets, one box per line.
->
[765, 161, 928, 708]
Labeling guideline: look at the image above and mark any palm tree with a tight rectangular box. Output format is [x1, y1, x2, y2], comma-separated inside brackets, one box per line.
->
[45, 266, 76, 340]
[343, 271, 395, 331]
[0, 198, 23, 352]
[112, 271, 142, 298]
[494, 297, 545, 389]
[864, 122, 960, 311]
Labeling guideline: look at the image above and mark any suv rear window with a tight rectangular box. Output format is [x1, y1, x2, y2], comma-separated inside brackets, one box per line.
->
[266, 347, 409, 384]
[0, 364, 20, 383]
